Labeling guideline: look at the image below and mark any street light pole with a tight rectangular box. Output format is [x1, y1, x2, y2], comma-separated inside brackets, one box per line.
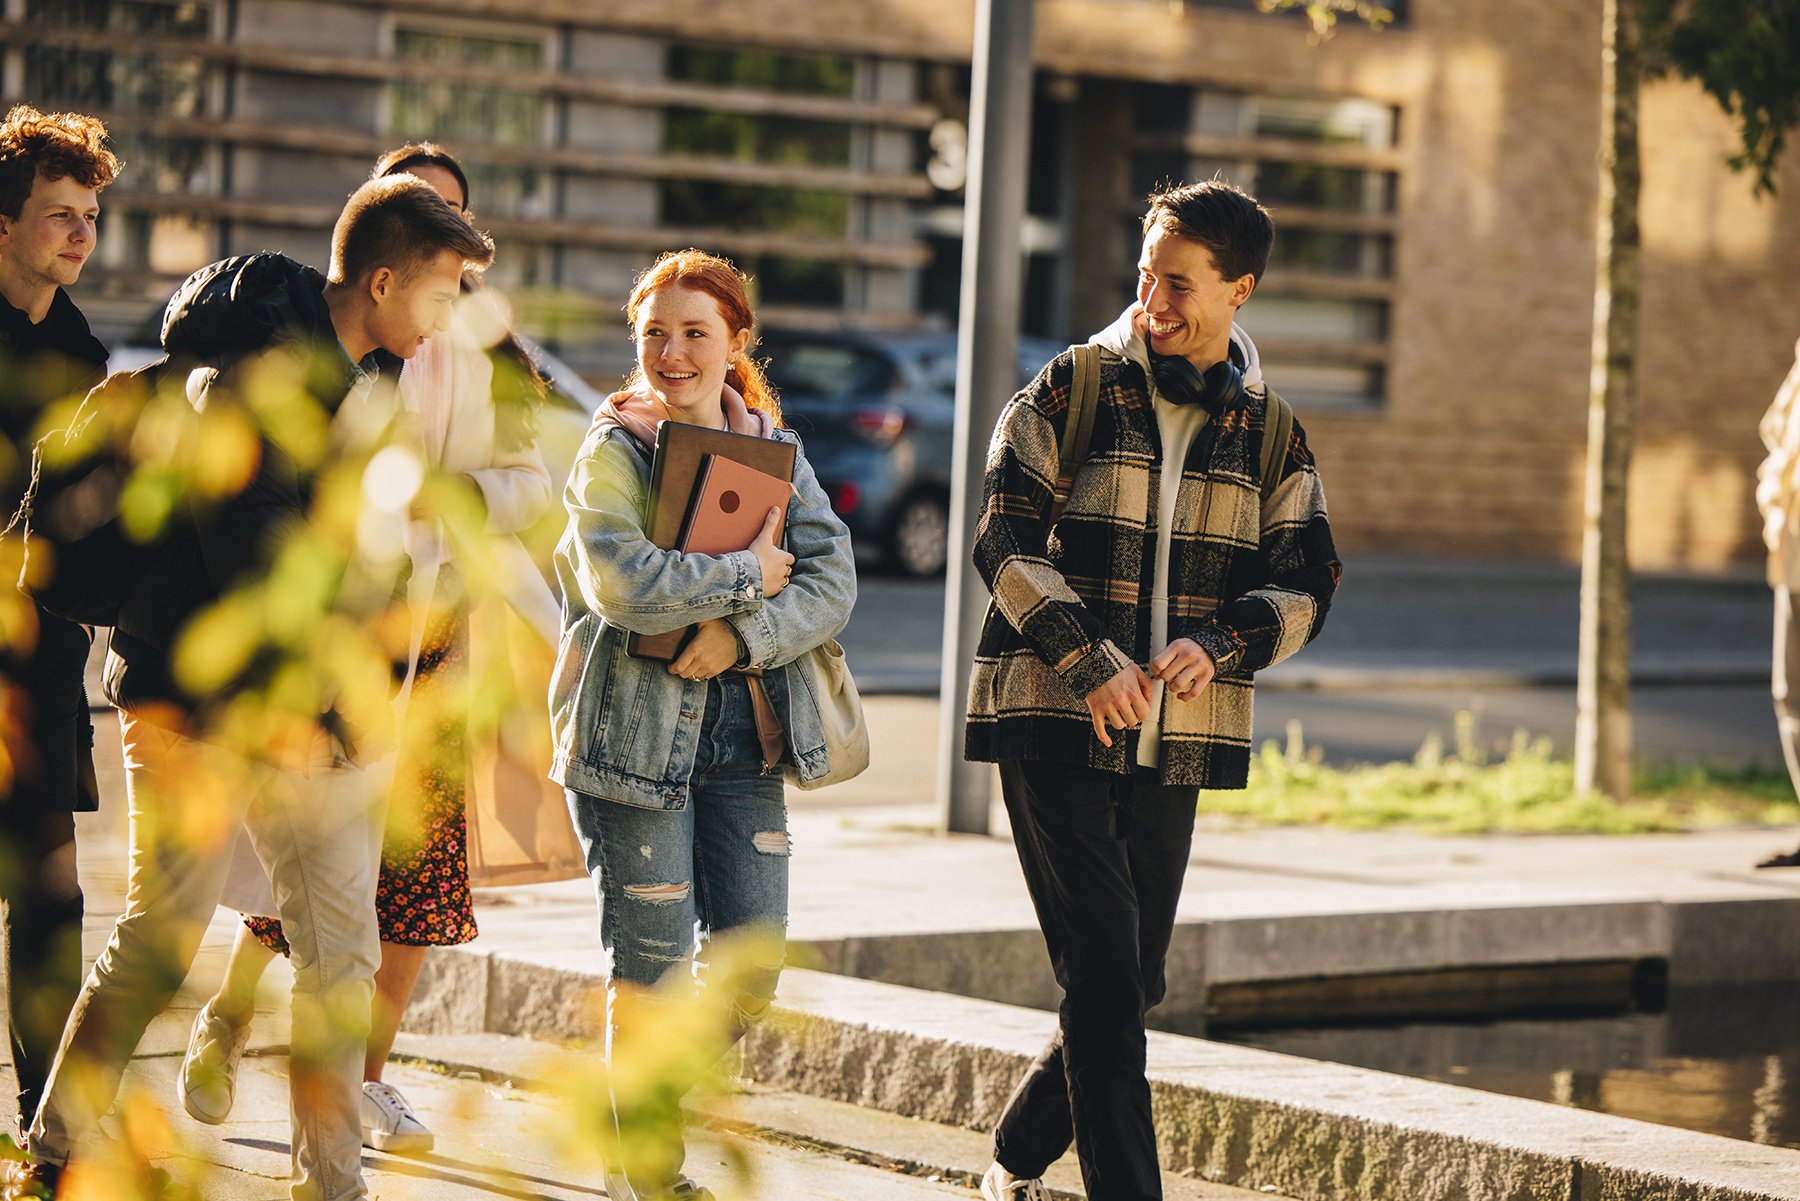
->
[936, 0, 1035, 835]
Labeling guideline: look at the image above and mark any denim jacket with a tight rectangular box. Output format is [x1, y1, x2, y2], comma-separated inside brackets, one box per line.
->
[549, 411, 856, 809]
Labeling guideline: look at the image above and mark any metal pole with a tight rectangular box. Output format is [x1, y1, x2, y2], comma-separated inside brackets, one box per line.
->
[936, 0, 1035, 835]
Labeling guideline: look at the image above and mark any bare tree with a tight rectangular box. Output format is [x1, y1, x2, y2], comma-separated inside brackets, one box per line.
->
[1578, 0, 1798, 799]
[1264, 0, 1798, 801]
[1576, 0, 1643, 801]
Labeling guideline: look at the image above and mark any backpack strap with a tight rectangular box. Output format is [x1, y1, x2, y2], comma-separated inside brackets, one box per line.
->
[1050, 343, 1101, 524]
[1259, 390, 1293, 502]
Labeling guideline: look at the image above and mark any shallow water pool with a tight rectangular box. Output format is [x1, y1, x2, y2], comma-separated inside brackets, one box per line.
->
[1177, 983, 1800, 1147]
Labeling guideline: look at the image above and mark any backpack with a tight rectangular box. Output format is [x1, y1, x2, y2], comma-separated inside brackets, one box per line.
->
[19, 358, 177, 626]
[1049, 343, 1292, 523]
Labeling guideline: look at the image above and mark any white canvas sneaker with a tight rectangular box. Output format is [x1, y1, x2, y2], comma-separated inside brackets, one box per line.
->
[980, 1162, 1051, 1200]
[360, 1080, 434, 1154]
[179, 1001, 251, 1125]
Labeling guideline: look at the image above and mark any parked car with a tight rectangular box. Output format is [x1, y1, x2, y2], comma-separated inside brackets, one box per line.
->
[760, 329, 1062, 577]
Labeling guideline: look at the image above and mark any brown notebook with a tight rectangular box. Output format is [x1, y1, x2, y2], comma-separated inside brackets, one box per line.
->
[627, 421, 797, 662]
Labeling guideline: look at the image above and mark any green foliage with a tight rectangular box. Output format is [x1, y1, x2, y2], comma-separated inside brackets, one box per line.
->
[1256, 0, 1396, 36]
[665, 45, 857, 98]
[1214, 715, 1799, 834]
[664, 109, 853, 168]
[538, 929, 778, 1193]
[0, 297, 777, 1195]
[1643, 0, 1800, 193]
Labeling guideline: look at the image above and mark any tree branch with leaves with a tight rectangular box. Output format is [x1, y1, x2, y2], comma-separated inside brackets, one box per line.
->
[1644, 0, 1800, 193]
[1255, 0, 1395, 36]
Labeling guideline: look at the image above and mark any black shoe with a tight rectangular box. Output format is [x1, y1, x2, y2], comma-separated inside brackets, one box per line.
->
[1756, 846, 1800, 869]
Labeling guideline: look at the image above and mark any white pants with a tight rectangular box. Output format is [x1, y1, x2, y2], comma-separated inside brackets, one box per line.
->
[30, 713, 382, 1201]
[1777, 587, 1800, 795]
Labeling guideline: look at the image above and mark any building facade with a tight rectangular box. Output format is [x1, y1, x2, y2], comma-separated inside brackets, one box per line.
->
[3, 0, 1793, 569]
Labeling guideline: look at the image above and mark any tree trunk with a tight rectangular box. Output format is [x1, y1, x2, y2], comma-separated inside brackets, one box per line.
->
[1576, 0, 1642, 801]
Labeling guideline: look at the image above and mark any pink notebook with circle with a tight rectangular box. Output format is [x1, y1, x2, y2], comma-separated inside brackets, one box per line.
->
[677, 453, 791, 554]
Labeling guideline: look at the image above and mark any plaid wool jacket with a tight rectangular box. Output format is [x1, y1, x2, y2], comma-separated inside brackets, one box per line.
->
[964, 309, 1341, 789]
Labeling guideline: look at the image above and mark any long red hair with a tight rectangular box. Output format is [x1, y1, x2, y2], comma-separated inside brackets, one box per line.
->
[625, 249, 782, 427]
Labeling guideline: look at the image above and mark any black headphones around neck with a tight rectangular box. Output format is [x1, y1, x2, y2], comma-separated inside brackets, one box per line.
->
[1150, 351, 1245, 414]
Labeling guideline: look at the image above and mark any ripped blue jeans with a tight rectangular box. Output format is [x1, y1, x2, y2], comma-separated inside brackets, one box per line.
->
[566, 673, 790, 1046]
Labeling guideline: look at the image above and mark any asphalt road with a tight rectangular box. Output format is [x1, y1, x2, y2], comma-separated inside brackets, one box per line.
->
[838, 559, 1785, 770]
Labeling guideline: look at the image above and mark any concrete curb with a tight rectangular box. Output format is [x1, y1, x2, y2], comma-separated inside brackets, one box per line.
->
[413, 946, 1800, 1201]
[800, 894, 1800, 1023]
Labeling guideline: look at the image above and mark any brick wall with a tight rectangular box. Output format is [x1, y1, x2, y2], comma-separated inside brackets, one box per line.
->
[1028, 0, 1800, 571]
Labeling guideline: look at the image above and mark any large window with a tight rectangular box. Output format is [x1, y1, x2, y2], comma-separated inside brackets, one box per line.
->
[1116, 0, 1408, 24]
[23, 0, 214, 274]
[1175, 90, 1400, 408]
[666, 45, 857, 98]
[657, 43, 866, 309]
[389, 23, 547, 223]
[663, 109, 851, 168]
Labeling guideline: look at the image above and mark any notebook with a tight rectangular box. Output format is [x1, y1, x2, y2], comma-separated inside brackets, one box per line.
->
[627, 421, 797, 662]
[678, 454, 791, 555]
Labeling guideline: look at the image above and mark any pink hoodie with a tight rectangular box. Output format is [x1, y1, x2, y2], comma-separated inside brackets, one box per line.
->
[592, 383, 774, 449]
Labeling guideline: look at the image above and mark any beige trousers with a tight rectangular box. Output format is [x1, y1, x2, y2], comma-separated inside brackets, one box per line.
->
[30, 713, 381, 1201]
[1775, 587, 1800, 794]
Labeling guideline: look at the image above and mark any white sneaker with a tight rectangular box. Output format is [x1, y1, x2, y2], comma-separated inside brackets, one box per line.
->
[600, 1166, 640, 1201]
[980, 1162, 1051, 1200]
[360, 1080, 434, 1154]
[179, 1000, 251, 1125]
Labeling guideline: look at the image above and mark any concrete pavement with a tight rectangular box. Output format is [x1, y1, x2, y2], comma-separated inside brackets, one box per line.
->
[44, 553, 1800, 1199]
[56, 688, 1800, 1200]
[0, 990, 1024, 1200]
[419, 695, 1800, 1201]
[40, 713, 1288, 1200]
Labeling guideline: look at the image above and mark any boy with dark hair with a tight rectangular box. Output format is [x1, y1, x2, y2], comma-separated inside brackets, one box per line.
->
[0, 103, 118, 1149]
[966, 179, 1340, 1201]
[6, 174, 492, 1201]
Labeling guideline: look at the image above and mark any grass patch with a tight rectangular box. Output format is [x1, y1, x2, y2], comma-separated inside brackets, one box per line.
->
[1210, 713, 1800, 835]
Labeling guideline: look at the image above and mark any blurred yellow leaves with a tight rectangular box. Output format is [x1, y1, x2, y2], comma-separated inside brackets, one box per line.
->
[0, 533, 38, 658]
[1, 334, 756, 1200]
[538, 929, 781, 1195]
[56, 1089, 202, 1201]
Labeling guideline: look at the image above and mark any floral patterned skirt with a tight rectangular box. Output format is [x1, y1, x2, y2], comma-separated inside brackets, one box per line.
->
[244, 603, 478, 954]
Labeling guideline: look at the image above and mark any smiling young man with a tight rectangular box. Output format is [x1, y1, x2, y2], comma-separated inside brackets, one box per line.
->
[0, 104, 118, 1154]
[965, 180, 1341, 1201]
[5, 174, 492, 1201]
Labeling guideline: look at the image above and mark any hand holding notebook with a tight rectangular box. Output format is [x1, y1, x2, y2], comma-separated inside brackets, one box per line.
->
[679, 454, 791, 555]
[627, 421, 798, 663]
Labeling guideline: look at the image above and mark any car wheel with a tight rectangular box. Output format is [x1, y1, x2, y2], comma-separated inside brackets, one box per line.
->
[888, 492, 950, 577]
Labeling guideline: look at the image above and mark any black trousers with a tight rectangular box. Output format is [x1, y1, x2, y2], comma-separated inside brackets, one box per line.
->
[0, 805, 83, 1131]
[1, 608, 94, 1129]
[993, 759, 1198, 1201]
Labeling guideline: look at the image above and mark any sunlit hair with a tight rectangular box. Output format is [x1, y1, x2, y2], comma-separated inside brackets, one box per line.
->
[328, 174, 494, 287]
[625, 249, 782, 427]
[372, 141, 470, 213]
[370, 142, 545, 440]
[0, 104, 120, 220]
[1143, 179, 1274, 286]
